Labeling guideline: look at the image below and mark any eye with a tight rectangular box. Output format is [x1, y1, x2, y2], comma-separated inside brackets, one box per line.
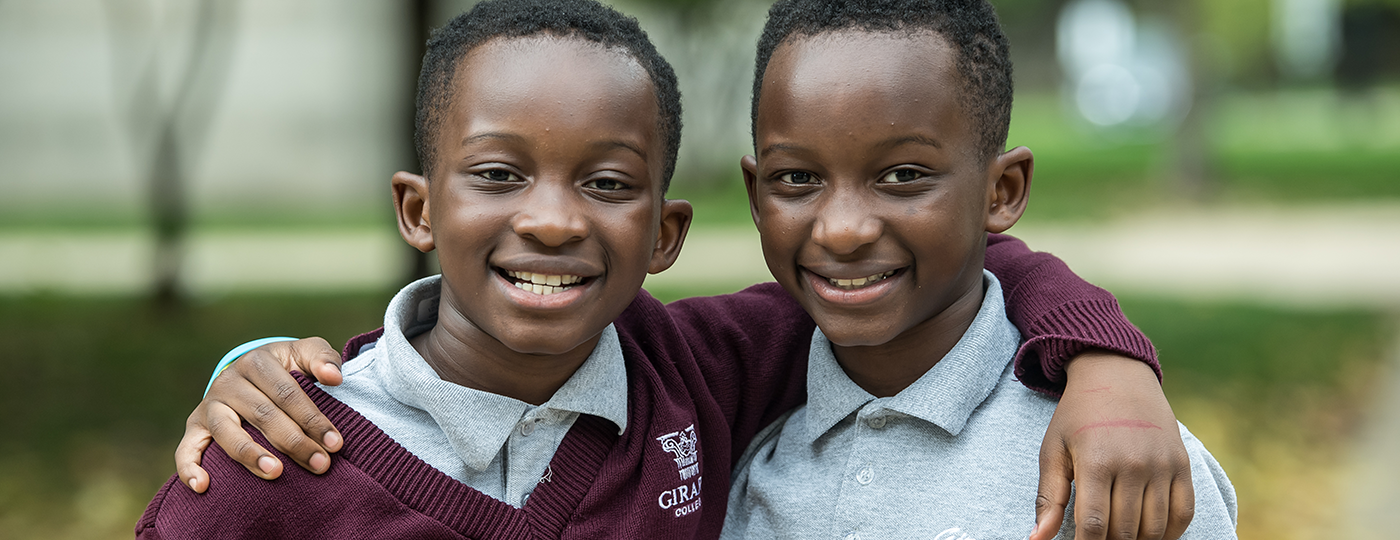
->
[779, 171, 817, 185]
[585, 178, 628, 191]
[878, 169, 922, 183]
[479, 169, 519, 182]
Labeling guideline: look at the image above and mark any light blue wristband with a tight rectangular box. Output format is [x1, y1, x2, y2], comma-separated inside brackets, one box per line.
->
[204, 337, 301, 397]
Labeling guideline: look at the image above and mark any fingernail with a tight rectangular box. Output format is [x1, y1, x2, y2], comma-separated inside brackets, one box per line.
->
[324, 431, 342, 449]
[258, 455, 278, 474]
[189, 478, 199, 491]
[310, 452, 329, 473]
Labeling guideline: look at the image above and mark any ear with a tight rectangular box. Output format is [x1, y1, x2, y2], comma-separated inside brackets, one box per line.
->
[740, 155, 762, 227]
[392, 171, 435, 252]
[648, 198, 693, 274]
[985, 146, 1033, 234]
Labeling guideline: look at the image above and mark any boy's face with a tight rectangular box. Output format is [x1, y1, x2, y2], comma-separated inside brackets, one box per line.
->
[395, 36, 690, 357]
[743, 31, 1029, 349]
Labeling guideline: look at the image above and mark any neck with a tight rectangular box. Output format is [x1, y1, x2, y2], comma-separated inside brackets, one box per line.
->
[411, 304, 598, 406]
[831, 280, 985, 398]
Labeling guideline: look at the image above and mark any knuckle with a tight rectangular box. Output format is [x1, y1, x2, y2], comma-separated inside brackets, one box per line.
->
[252, 401, 279, 423]
[298, 409, 326, 431]
[1171, 500, 1196, 523]
[273, 380, 301, 404]
[1142, 516, 1169, 540]
[231, 439, 261, 461]
[1079, 515, 1108, 537]
[206, 414, 232, 435]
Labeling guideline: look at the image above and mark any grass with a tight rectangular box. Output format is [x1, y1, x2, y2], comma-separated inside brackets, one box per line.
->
[0, 292, 1390, 538]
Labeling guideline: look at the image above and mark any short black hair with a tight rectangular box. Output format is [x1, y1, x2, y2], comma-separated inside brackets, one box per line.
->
[416, 0, 682, 192]
[751, 0, 1013, 162]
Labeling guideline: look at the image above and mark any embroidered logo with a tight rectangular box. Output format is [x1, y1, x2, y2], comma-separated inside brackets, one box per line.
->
[656, 424, 699, 480]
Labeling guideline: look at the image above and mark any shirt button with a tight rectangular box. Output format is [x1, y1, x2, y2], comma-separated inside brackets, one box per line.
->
[520, 420, 536, 437]
[867, 416, 886, 429]
[843, 533, 861, 540]
[856, 466, 874, 485]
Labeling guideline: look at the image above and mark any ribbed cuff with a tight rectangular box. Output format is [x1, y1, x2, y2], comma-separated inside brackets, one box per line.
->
[1013, 299, 1160, 396]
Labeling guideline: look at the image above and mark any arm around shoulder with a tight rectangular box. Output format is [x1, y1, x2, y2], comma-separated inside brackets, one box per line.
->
[984, 233, 1159, 395]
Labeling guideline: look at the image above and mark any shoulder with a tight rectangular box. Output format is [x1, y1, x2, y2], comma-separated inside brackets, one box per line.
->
[137, 430, 406, 539]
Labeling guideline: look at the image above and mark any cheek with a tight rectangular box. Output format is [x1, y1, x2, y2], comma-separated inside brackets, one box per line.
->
[755, 198, 804, 247]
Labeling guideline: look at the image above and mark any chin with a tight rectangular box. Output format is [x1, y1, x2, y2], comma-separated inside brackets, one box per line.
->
[815, 320, 900, 349]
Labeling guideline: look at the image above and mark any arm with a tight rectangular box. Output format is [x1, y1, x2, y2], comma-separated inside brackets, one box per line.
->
[985, 233, 1193, 540]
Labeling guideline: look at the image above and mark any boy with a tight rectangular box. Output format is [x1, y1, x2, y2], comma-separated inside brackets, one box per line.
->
[720, 0, 1236, 538]
[150, 0, 1193, 537]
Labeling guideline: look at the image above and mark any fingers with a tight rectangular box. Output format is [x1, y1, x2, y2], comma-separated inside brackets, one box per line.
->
[212, 363, 336, 473]
[232, 346, 343, 454]
[1137, 471, 1173, 540]
[1072, 460, 1113, 540]
[1164, 468, 1196, 540]
[176, 407, 216, 493]
[1031, 438, 1072, 540]
[203, 400, 284, 480]
[1108, 478, 1145, 540]
[289, 337, 344, 386]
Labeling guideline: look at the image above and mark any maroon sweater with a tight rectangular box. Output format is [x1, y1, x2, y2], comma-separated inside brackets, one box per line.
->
[136, 234, 1156, 539]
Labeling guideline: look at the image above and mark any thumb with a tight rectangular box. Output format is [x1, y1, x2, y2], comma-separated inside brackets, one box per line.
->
[1032, 439, 1072, 540]
[291, 337, 343, 386]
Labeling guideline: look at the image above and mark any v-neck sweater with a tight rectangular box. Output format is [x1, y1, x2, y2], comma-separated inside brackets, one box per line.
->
[136, 233, 1158, 539]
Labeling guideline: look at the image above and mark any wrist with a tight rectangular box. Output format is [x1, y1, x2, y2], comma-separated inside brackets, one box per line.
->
[204, 337, 299, 397]
[1064, 349, 1160, 387]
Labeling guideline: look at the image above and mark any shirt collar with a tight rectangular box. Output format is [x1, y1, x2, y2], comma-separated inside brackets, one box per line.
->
[802, 271, 1022, 444]
[376, 275, 629, 472]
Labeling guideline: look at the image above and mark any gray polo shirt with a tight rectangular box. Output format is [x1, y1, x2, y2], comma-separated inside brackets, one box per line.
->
[722, 271, 1238, 540]
[320, 276, 629, 508]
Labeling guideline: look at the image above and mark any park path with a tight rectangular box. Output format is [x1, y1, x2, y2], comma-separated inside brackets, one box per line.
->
[3, 202, 1398, 305]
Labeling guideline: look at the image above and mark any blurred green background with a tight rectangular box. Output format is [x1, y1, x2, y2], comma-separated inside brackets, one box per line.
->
[2, 0, 1398, 538]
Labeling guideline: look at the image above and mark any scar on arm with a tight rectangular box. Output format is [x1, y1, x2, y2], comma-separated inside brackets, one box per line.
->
[1073, 419, 1163, 437]
[1081, 386, 1113, 394]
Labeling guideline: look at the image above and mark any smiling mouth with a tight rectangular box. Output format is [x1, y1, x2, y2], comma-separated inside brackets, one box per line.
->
[502, 269, 587, 296]
[826, 270, 897, 290]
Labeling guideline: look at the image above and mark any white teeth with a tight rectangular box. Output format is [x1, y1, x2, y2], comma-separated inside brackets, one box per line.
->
[828, 270, 896, 290]
[506, 269, 583, 295]
[506, 270, 583, 293]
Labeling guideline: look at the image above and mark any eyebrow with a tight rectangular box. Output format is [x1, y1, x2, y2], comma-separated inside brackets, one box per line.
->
[592, 139, 648, 161]
[877, 134, 942, 150]
[758, 142, 807, 158]
[462, 132, 525, 146]
[463, 132, 647, 160]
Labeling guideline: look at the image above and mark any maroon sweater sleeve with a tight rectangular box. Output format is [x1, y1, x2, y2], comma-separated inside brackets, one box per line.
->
[985, 232, 1159, 395]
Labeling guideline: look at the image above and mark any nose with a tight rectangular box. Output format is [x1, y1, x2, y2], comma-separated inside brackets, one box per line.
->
[511, 181, 589, 247]
[811, 186, 881, 256]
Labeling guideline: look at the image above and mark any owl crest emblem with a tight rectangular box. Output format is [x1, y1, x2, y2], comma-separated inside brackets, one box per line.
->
[656, 425, 700, 479]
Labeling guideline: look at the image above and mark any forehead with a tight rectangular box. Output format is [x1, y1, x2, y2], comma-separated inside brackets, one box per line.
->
[757, 31, 970, 151]
[443, 36, 660, 158]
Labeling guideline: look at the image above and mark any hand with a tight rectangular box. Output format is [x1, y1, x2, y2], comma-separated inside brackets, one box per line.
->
[175, 337, 346, 493]
[1030, 351, 1194, 540]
